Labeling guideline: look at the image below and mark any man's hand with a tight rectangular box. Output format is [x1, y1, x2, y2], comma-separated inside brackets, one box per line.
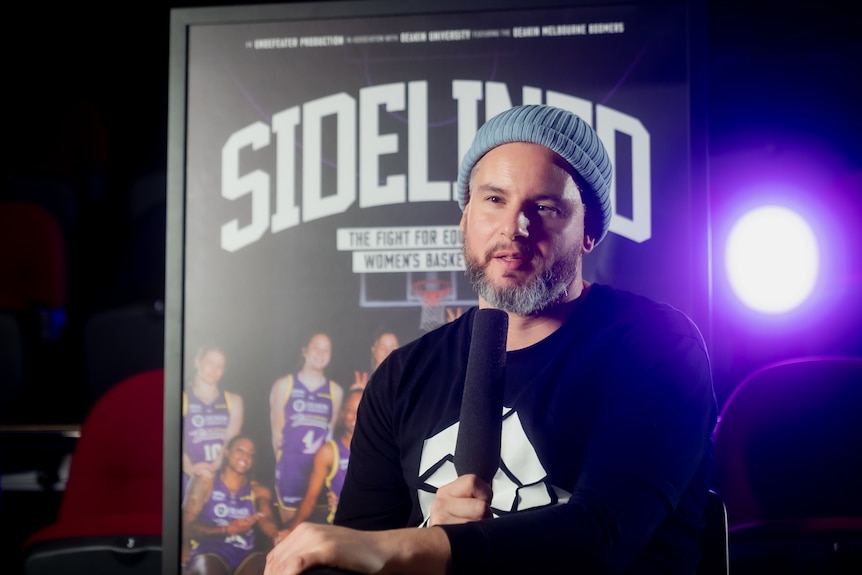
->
[265, 523, 383, 575]
[274, 528, 292, 546]
[264, 523, 450, 575]
[428, 473, 492, 526]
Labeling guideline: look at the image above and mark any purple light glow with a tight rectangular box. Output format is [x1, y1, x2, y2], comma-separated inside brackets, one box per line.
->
[725, 205, 819, 313]
[707, 139, 861, 407]
[710, 137, 854, 324]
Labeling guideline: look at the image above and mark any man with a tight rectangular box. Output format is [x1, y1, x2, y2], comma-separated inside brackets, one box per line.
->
[265, 105, 716, 574]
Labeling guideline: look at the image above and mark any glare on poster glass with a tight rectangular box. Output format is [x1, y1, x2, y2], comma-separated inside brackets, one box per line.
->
[724, 205, 819, 314]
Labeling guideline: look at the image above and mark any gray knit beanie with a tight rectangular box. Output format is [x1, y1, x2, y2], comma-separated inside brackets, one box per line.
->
[456, 105, 613, 244]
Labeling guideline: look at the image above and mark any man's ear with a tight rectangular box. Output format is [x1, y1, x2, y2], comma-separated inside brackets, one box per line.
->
[459, 204, 469, 232]
[582, 233, 596, 254]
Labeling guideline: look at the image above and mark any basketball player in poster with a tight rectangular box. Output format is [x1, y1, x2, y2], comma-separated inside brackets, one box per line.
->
[270, 332, 344, 526]
[183, 345, 244, 494]
[352, 330, 400, 391]
[183, 435, 278, 575]
[279, 387, 364, 536]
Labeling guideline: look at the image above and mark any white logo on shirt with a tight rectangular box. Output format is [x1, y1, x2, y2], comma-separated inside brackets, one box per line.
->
[415, 408, 571, 522]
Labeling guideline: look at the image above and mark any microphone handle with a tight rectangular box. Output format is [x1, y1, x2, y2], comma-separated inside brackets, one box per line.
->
[453, 309, 508, 482]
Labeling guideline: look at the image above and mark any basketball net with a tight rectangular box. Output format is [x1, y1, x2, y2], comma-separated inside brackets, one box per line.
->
[413, 280, 451, 332]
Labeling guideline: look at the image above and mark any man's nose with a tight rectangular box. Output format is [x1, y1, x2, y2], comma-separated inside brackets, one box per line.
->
[504, 209, 530, 240]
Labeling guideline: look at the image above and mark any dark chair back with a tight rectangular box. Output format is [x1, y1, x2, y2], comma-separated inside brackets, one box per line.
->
[82, 302, 165, 406]
[712, 356, 862, 573]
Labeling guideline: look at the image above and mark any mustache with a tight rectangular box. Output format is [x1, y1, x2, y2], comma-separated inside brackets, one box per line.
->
[483, 240, 536, 261]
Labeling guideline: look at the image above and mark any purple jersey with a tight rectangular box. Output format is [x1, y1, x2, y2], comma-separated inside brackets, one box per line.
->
[188, 476, 256, 572]
[274, 375, 336, 509]
[325, 438, 350, 523]
[183, 389, 232, 467]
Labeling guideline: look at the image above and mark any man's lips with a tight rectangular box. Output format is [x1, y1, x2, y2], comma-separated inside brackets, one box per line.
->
[493, 250, 521, 259]
[491, 249, 529, 270]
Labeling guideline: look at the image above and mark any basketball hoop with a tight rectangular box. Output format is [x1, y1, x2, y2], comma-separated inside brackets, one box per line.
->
[412, 279, 452, 332]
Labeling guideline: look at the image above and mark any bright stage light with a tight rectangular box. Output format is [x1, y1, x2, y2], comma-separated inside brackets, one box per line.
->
[725, 205, 819, 314]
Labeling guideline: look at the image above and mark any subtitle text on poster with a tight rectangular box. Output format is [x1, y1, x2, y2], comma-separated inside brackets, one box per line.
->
[338, 226, 465, 273]
[248, 20, 624, 50]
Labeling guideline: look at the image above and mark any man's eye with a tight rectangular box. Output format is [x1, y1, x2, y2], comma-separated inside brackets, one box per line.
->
[536, 204, 559, 215]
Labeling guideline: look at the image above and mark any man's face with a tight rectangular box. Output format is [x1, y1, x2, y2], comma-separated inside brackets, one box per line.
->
[460, 142, 593, 315]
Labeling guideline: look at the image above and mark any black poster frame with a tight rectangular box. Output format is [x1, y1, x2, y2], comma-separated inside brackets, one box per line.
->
[164, 0, 709, 571]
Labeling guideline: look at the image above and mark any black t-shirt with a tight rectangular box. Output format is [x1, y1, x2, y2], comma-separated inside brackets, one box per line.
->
[335, 284, 717, 574]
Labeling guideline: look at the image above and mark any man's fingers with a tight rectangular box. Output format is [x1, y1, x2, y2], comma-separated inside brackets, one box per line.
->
[439, 473, 492, 500]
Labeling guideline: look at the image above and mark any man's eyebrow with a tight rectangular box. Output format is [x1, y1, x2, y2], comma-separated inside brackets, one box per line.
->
[532, 193, 564, 203]
[528, 194, 574, 211]
[473, 182, 508, 195]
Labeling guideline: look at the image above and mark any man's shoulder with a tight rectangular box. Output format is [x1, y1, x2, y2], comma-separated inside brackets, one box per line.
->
[584, 285, 713, 395]
[586, 284, 705, 342]
[590, 283, 694, 319]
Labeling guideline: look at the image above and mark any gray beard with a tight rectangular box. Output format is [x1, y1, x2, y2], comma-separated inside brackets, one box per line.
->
[464, 245, 579, 315]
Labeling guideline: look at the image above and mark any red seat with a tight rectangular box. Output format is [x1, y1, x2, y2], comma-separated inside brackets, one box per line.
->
[22, 369, 164, 574]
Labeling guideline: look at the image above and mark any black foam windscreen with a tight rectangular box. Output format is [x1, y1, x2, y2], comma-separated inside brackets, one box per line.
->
[453, 308, 509, 483]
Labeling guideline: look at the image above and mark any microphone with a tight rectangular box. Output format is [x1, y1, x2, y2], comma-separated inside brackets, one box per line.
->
[453, 308, 508, 483]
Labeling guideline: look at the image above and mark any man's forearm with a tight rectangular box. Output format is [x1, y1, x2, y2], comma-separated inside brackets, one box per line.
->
[377, 526, 450, 575]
